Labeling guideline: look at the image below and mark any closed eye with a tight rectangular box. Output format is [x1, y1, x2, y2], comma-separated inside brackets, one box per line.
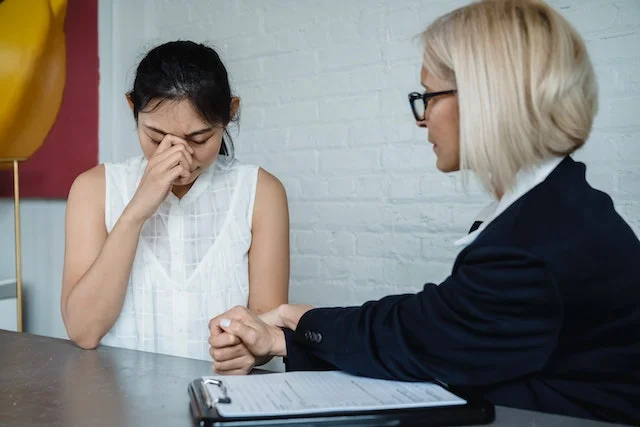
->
[188, 130, 218, 145]
[148, 136, 162, 144]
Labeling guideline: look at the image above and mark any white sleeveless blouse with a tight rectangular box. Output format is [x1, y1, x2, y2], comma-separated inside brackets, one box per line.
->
[101, 155, 259, 361]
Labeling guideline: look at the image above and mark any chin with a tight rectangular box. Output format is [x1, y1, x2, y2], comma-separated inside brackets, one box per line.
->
[436, 159, 456, 173]
[172, 172, 198, 187]
[171, 179, 190, 187]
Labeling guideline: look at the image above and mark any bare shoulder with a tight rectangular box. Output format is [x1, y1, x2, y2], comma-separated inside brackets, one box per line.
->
[256, 167, 286, 199]
[67, 164, 105, 212]
[253, 167, 288, 221]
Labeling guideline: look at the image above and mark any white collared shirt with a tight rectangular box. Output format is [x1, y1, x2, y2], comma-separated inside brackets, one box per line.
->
[455, 156, 565, 248]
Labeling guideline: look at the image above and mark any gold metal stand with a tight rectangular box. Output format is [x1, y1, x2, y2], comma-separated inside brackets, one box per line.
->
[1, 157, 25, 332]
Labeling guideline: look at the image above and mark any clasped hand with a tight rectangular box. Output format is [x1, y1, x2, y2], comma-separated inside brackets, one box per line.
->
[208, 304, 314, 375]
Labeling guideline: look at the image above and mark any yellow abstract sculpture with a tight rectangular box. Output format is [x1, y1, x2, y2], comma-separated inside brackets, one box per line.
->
[0, 0, 68, 332]
[0, 0, 67, 160]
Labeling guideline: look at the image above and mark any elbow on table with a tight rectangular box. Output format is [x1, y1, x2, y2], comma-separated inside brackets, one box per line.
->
[73, 336, 100, 350]
[66, 325, 102, 350]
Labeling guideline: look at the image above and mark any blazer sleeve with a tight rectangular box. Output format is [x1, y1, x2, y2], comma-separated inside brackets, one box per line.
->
[284, 245, 564, 387]
[282, 328, 338, 372]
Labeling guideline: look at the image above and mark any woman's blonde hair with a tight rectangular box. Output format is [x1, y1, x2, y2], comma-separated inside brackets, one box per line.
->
[421, 0, 598, 196]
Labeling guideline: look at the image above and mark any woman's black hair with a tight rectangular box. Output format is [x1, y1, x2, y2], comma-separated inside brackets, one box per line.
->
[128, 40, 236, 156]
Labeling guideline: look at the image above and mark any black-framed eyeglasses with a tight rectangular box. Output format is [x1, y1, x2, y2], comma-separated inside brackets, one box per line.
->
[408, 90, 457, 121]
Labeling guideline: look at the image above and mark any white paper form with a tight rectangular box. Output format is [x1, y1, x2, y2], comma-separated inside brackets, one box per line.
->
[202, 371, 466, 418]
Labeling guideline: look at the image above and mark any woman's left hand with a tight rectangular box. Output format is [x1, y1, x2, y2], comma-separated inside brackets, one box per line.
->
[209, 315, 257, 375]
[209, 339, 256, 375]
[209, 306, 287, 360]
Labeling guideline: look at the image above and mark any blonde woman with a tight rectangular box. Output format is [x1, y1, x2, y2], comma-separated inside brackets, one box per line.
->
[208, 0, 640, 423]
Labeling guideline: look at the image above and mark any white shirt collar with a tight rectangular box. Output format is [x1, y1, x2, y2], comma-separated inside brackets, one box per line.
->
[454, 156, 565, 248]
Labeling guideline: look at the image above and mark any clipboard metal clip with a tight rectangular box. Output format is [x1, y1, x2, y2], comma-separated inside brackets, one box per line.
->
[201, 378, 232, 408]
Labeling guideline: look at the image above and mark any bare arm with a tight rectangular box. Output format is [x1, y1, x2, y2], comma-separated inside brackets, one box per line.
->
[247, 168, 290, 314]
[61, 165, 145, 349]
[62, 136, 194, 349]
[208, 168, 290, 373]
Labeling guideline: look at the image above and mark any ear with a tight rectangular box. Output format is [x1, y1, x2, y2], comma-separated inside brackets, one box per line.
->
[230, 97, 240, 120]
[125, 92, 134, 112]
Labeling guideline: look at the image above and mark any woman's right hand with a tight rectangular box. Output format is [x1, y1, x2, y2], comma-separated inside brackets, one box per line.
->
[123, 135, 194, 223]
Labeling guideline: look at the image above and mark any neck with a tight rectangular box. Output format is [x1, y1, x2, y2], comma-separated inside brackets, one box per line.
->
[171, 181, 195, 199]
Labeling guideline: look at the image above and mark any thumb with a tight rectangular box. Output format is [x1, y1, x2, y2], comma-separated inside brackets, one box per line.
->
[219, 318, 263, 352]
[219, 318, 250, 339]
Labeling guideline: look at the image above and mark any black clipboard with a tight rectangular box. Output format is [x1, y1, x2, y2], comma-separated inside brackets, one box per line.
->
[188, 376, 495, 427]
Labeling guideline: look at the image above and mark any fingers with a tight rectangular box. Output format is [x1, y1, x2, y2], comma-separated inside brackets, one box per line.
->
[166, 160, 191, 182]
[213, 366, 252, 376]
[212, 354, 255, 375]
[156, 144, 193, 169]
[155, 134, 194, 156]
[209, 306, 246, 335]
[208, 306, 262, 350]
[209, 331, 241, 349]
[209, 343, 248, 362]
[154, 133, 175, 155]
[209, 338, 256, 375]
[209, 306, 254, 333]
[219, 319, 260, 347]
[150, 135, 194, 179]
[155, 148, 192, 180]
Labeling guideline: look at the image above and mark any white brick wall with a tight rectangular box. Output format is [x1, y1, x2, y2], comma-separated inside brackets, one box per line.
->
[100, 0, 640, 308]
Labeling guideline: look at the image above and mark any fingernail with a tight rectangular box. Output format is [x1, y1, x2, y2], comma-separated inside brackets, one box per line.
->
[220, 318, 231, 328]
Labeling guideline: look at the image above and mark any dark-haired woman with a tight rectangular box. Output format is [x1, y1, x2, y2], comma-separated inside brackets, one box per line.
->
[61, 41, 289, 374]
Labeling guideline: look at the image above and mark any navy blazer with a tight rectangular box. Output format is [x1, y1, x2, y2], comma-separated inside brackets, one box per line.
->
[282, 157, 640, 424]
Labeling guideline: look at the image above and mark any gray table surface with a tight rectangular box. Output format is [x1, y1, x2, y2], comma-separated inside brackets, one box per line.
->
[0, 329, 626, 427]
